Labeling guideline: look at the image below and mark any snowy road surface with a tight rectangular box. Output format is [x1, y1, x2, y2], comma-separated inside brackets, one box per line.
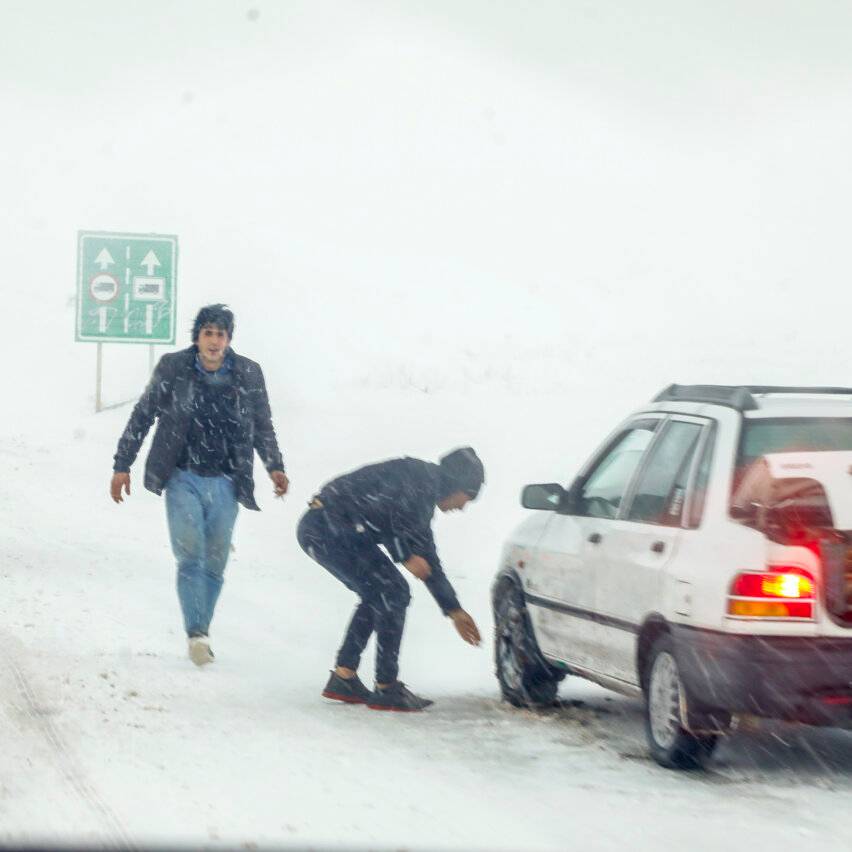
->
[3, 398, 852, 851]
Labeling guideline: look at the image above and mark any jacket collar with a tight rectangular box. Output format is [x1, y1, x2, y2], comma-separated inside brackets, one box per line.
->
[194, 351, 234, 377]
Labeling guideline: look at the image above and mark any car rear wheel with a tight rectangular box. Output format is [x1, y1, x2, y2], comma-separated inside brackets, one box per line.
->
[644, 635, 718, 769]
[493, 579, 560, 708]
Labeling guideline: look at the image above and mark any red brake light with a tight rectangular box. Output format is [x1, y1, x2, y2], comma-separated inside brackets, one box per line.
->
[727, 567, 815, 619]
[730, 570, 813, 599]
[762, 573, 814, 598]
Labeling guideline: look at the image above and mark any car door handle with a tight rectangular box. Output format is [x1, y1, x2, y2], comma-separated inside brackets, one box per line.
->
[651, 540, 665, 554]
[588, 532, 602, 545]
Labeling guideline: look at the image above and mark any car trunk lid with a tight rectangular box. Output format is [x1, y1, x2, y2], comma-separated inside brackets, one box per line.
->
[732, 450, 852, 626]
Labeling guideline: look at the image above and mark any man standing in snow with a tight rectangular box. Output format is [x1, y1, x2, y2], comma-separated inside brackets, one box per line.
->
[296, 448, 484, 711]
[109, 304, 288, 666]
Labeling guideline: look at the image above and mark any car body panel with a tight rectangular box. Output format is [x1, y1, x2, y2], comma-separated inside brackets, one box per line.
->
[525, 512, 606, 668]
[594, 518, 677, 683]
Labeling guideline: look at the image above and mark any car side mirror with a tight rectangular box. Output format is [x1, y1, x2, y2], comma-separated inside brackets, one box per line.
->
[521, 483, 567, 511]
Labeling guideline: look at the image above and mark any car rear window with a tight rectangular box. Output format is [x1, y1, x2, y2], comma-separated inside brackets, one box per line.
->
[738, 418, 852, 467]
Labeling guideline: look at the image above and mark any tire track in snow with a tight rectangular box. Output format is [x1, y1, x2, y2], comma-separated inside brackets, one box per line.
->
[5, 650, 134, 850]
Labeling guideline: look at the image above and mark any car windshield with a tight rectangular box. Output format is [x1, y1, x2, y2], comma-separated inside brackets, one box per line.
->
[738, 418, 852, 467]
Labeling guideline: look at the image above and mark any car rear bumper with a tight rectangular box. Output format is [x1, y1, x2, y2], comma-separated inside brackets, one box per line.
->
[672, 624, 852, 727]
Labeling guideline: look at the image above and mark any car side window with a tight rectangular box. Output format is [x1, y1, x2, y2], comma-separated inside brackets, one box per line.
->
[578, 421, 658, 519]
[626, 420, 703, 525]
[687, 425, 715, 528]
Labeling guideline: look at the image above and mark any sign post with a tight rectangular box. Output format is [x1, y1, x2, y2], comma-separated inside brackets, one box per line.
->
[76, 231, 178, 411]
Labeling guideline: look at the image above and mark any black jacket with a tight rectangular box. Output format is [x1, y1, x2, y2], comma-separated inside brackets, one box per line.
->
[113, 346, 284, 510]
[317, 457, 462, 614]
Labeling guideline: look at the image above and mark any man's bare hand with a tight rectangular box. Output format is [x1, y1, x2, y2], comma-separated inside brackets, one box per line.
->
[403, 555, 432, 580]
[449, 609, 481, 646]
[270, 470, 289, 497]
[110, 473, 131, 504]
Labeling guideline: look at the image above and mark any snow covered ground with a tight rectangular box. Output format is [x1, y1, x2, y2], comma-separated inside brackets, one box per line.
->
[4, 381, 852, 851]
[4, 1, 852, 849]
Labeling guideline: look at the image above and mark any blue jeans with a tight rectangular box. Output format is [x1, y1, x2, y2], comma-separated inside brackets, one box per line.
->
[165, 468, 239, 637]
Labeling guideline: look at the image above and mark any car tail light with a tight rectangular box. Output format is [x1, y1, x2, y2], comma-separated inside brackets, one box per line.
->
[727, 566, 815, 619]
[821, 695, 852, 705]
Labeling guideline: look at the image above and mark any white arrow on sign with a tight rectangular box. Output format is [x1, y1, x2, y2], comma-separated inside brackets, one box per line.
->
[95, 248, 115, 270]
[140, 250, 161, 276]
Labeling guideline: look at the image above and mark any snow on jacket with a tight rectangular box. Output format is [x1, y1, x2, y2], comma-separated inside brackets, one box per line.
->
[113, 345, 284, 511]
[317, 457, 462, 614]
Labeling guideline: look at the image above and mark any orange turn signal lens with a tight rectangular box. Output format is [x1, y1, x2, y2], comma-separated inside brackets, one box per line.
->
[727, 600, 813, 618]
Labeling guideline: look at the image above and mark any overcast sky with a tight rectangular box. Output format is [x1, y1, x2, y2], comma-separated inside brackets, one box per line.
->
[4, 1, 852, 404]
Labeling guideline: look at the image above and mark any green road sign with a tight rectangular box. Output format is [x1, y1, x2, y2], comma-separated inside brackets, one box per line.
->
[76, 231, 178, 344]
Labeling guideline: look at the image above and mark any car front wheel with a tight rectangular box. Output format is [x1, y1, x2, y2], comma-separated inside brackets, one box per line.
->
[644, 634, 718, 769]
[493, 579, 560, 708]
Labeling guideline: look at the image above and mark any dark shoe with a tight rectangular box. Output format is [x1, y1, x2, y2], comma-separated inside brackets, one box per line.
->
[322, 671, 372, 704]
[367, 681, 434, 712]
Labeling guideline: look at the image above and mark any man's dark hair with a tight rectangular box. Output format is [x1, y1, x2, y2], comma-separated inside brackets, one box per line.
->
[192, 304, 235, 342]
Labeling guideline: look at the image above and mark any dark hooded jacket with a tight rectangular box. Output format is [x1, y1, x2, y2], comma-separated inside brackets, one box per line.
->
[113, 346, 284, 510]
[316, 457, 462, 614]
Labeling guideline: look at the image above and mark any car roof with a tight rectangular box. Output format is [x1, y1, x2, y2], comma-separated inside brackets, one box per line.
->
[648, 384, 852, 419]
[742, 395, 852, 419]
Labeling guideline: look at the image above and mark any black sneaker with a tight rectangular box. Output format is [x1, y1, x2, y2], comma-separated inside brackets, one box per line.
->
[321, 671, 372, 704]
[367, 681, 434, 712]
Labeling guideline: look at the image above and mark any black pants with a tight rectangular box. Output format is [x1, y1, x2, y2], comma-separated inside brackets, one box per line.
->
[297, 508, 411, 684]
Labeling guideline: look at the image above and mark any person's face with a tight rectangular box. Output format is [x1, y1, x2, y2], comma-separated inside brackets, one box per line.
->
[438, 490, 474, 513]
[197, 324, 230, 368]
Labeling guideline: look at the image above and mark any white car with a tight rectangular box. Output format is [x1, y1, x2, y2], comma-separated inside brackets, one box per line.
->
[492, 385, 852, 768]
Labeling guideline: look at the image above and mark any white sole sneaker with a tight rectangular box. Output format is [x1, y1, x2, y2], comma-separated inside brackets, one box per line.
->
[188, 636, 214, 667]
